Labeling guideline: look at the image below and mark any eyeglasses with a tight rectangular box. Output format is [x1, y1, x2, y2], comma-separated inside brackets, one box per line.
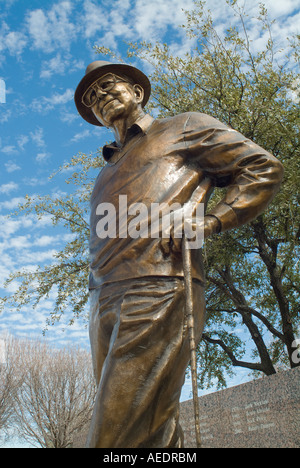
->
[81, 73, 130, 108]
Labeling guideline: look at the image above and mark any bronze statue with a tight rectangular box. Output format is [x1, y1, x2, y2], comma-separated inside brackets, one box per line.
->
[74, 60, 284, 448]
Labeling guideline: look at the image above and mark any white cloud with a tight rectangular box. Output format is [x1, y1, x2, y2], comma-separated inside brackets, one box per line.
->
[0, 216, 25, 238]
[0, 22, 27, 58]
[0, 182, 18, 194]
[34, 235, 57, 247]
[40, 62, 58, 79]
[39, 53, 84, 79]
[30, 127, 45, 148]
[17, 135, 29, 151]
[31, 89, 74, 113]
[71, 129, 91, 142]
[22, 177, 50, 187]
[259, 0, 300, 17]
[60, 110, 79, 124]
[40, 54, 66, 78]
[8, 235, 32, 250]
[26, 1, 77, 53]
[0, 197, 25, 211]
[19, 249, 59, 264]
[36, 152, 50, 163]
[71, 59, 85, 72]
[5, 161, 21, 173]
[0, 108, 11, 123]
[80, 0, 196, 48]
[98, 31, 119, 50]
[0, 145, 18, 154]
[133, 0, 195, 40]
[203, 0, 300, 56]
[31, 214, 54, 228]
[51, 88, 74, 105]
[0, 213, 54, 242]
[82, 0, 104, 38]
[26, 9, 51, 51]
[5, 30, 27, 56]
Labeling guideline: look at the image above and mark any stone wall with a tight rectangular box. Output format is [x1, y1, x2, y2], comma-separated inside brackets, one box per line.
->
[180, 366, 300, 448]
[73, 367, 300, 448]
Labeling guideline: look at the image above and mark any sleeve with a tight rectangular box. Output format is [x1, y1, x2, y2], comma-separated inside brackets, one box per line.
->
[183, 112, 284, 232]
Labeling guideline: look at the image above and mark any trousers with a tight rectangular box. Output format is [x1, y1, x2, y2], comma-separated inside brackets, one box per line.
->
[86, 276, 206, 448]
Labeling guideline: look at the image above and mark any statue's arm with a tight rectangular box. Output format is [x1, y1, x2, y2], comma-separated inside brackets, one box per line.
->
[184, 112, 284, 235]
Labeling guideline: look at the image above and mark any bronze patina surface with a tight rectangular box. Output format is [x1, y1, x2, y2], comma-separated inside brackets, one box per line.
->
[74, 60, 284, 448]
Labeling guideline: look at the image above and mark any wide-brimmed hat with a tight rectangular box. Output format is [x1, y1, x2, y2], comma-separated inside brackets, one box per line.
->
[74, 60, 151, 127]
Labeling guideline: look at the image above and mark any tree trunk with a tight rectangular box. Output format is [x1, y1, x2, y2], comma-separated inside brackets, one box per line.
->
[217, 266, 277, 375]
[252, 219, 299, 368]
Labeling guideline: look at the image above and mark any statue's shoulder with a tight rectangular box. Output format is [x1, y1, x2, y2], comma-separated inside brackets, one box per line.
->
[159, 111, 215, 124]
[157, 111, 212, 127]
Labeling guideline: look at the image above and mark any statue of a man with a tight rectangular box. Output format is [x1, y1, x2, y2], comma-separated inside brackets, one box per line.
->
[75, 61, 283, 448]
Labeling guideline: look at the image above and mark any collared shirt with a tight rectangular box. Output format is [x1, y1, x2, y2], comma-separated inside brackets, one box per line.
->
[102, 113, 155, 164]
[89, 111, 283, 288]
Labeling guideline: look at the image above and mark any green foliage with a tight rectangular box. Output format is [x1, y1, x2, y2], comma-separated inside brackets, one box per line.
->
[0, 151, 104, 329]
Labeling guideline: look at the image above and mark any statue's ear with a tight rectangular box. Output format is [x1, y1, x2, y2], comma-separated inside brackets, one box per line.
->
[133, 84, 144, 105]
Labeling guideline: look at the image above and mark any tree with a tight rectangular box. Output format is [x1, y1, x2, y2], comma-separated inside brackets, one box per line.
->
[111, 0, 299, 386]
[97, 0, 299, 387]
[0, 0, 299, 389]
[0, 152, 102, 329]
[0, 335, 24, 443]
[12, 338, 96, 448]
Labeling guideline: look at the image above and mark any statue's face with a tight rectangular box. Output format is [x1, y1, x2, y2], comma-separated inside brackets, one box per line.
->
[83, 73, 143, 127]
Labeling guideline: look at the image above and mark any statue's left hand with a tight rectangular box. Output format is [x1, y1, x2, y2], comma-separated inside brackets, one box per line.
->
[160, 215, 220, 255]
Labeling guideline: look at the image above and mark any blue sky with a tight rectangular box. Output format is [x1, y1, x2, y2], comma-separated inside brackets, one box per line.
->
[0, 0, 299, 405]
